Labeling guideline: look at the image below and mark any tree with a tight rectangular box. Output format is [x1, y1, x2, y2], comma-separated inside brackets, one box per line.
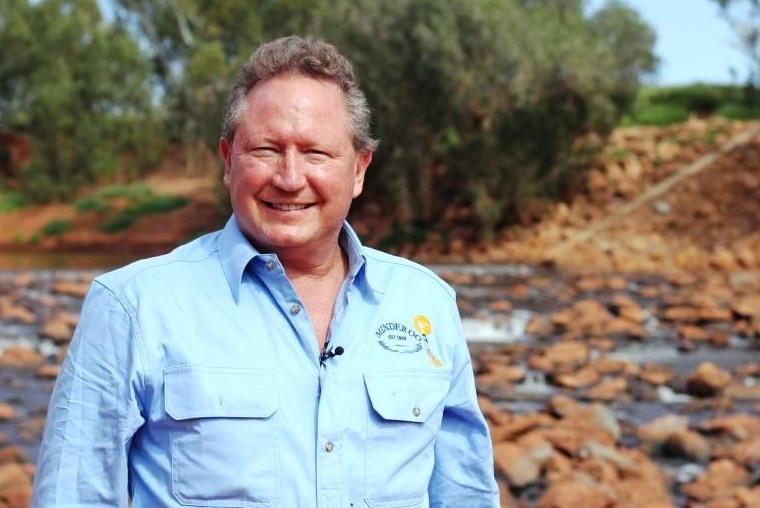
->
[304, 0, 657, 241]
[0, 0, 158, 201]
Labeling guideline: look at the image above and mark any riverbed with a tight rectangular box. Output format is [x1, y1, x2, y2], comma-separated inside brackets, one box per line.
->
[1, 265, 759, 506]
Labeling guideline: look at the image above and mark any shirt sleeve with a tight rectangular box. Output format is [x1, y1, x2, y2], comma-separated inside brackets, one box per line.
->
[31, 281, 146, 508]
[428, 305, 500, 508]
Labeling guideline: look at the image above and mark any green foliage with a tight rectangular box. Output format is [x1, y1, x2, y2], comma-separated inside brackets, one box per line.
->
[0, 0, 161, 202]
[625, 84, 760, 125]
[97, 194, 189, 233]
[304, 0, 656, 238]
[0, 190, 29, 213]
[73, 183, 189, 233]
[41, 218, 71, 237]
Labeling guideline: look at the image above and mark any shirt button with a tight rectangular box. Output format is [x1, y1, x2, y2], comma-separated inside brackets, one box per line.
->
[264, 260, 275, 270]
[413, 407, 421, 417]
[324, 442, 334, 453]
[290, 304, 301, 315]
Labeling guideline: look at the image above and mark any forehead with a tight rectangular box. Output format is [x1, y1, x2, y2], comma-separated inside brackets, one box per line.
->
[244, 73, 348, 118]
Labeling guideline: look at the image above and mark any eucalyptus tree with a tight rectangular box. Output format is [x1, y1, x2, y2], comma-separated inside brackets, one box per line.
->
[304, 0, 657, 240]
[0, 0, 156, 200]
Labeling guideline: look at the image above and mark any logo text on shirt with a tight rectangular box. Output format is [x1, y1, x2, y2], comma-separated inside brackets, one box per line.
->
[375, 315, 442, 367]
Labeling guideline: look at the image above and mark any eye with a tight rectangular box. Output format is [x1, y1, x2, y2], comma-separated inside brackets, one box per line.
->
[251, 146, 278, 156]
[305, 149, 330, 160]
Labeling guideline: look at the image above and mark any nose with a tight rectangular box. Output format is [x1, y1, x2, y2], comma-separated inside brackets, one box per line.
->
[272, 149, 306, 191]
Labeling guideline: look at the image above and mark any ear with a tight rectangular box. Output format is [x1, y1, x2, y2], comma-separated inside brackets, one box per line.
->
[352, 150, 372, 198]
[219, 137, 233, 188]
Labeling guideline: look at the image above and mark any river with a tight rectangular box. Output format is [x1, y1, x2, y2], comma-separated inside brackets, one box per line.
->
[1, 260, 759, 506]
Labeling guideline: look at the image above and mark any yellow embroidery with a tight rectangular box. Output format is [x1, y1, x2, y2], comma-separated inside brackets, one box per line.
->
[414, 315, 432, 335]
[415, 314, 441, 367]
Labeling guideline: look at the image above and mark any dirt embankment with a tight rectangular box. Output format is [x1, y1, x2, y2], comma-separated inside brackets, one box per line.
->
[2, 116, 760, 274]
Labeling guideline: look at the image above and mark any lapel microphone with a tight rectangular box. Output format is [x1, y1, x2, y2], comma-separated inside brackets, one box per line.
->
[320, 345, 344, 364]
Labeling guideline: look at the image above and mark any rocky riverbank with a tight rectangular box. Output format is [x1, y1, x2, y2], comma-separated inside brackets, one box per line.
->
[1, 266, 759, 507]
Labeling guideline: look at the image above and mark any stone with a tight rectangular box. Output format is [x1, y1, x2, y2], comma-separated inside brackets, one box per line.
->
[661, 429, 712, 463]
[0, 404, 16, 422]
[0, 462, 33, 508]
[680, 459, 750, 502]
[493, 441, 549, 488]
[686, 362, 732, 397]
[0, 345, 44, 369]
[699, 414, 760, 440]
[536, 477, 615, 508]
[638, 414, 689, 450]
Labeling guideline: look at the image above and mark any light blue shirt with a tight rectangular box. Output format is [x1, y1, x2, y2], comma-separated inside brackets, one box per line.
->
[31, 216, 499, 508]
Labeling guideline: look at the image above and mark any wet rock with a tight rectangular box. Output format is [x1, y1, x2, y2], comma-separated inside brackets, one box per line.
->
[638, 414, 690, 451]
[725, 436, 760, 468]
[699, 414, 760, 440]
[35, 364, 61, 379]
[489, 412, 556, 443]
[680, 458, 750, 502]
[639, 364, 676, 386]
[40, 313, 77, 343]
[686, 362, 732, 397]
[551, 366, 601, 389]
[0, 404, 16, 421]
[535, 476, 615, 508]
[0, 346, 44, 370]
[0, 446, 28, 465]
[529, 341, 590, 373]
[51, 279, 91, 298]
[493, 440, 552, 488]
[583, 377, 627, 402]
[0, 297, 35, 324]
[661, 429, 712, 463]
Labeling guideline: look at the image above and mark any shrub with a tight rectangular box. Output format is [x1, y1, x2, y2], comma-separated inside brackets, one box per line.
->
[42, 219, 71, 237]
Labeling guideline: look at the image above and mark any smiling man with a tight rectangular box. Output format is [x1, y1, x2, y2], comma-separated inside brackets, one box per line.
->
[31, 36, 500, 508]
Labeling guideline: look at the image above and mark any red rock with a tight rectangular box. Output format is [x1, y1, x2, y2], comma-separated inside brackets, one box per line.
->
[686, 362, 732, 397]
[0, 462, 33, 508]
[699, 414, 760, 440]
[584, 377, 627, 402]
[35, 364, 61, 379]
[0, 345, 44, 369]
[536, 477, 614, 508]
[662, 429, 711, 462]
[0, 404, 16, 421]
[0, 297, 35, 324]
[51, 279, 92, 298]
[662, 305, 700, 323]
[680, 459, 750, 502]
[638, 414, 689, 450]
[552, 366, 601, 389]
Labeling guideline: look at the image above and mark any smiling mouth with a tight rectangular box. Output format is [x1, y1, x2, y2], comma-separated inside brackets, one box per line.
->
[267, 202, 310, 211]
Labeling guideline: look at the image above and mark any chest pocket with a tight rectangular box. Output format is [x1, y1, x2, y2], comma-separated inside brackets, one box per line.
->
[164, 366, 281, 508]
[364, 369, 451, 508]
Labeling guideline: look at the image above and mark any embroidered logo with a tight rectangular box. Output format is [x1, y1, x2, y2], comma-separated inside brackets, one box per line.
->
[374, 315, 442, 367]
[414, 315, 442, 367]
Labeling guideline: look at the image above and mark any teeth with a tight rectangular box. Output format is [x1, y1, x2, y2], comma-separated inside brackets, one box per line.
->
[269, 203, 308, 211]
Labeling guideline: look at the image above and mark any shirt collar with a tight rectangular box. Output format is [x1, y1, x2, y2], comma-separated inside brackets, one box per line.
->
[218, 215, 380, 302]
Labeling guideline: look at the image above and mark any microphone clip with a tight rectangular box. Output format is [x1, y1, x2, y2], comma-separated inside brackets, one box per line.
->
[320, 345, 344, 364]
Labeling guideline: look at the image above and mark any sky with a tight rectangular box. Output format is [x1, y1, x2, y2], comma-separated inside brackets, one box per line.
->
[588, 0, 751, 86]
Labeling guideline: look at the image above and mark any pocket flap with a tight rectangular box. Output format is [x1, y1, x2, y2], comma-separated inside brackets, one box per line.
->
[365, 370, 451, 423]
[164, 366, 278, 420]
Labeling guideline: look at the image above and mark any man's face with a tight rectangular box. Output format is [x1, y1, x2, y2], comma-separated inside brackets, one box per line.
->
[220, 73, 372, 257]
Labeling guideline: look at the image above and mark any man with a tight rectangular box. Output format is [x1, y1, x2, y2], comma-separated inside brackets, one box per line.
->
[31, 36, 500, 508]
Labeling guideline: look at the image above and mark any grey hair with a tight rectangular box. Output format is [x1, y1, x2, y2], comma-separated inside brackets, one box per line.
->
[220, 36, 379, 153]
